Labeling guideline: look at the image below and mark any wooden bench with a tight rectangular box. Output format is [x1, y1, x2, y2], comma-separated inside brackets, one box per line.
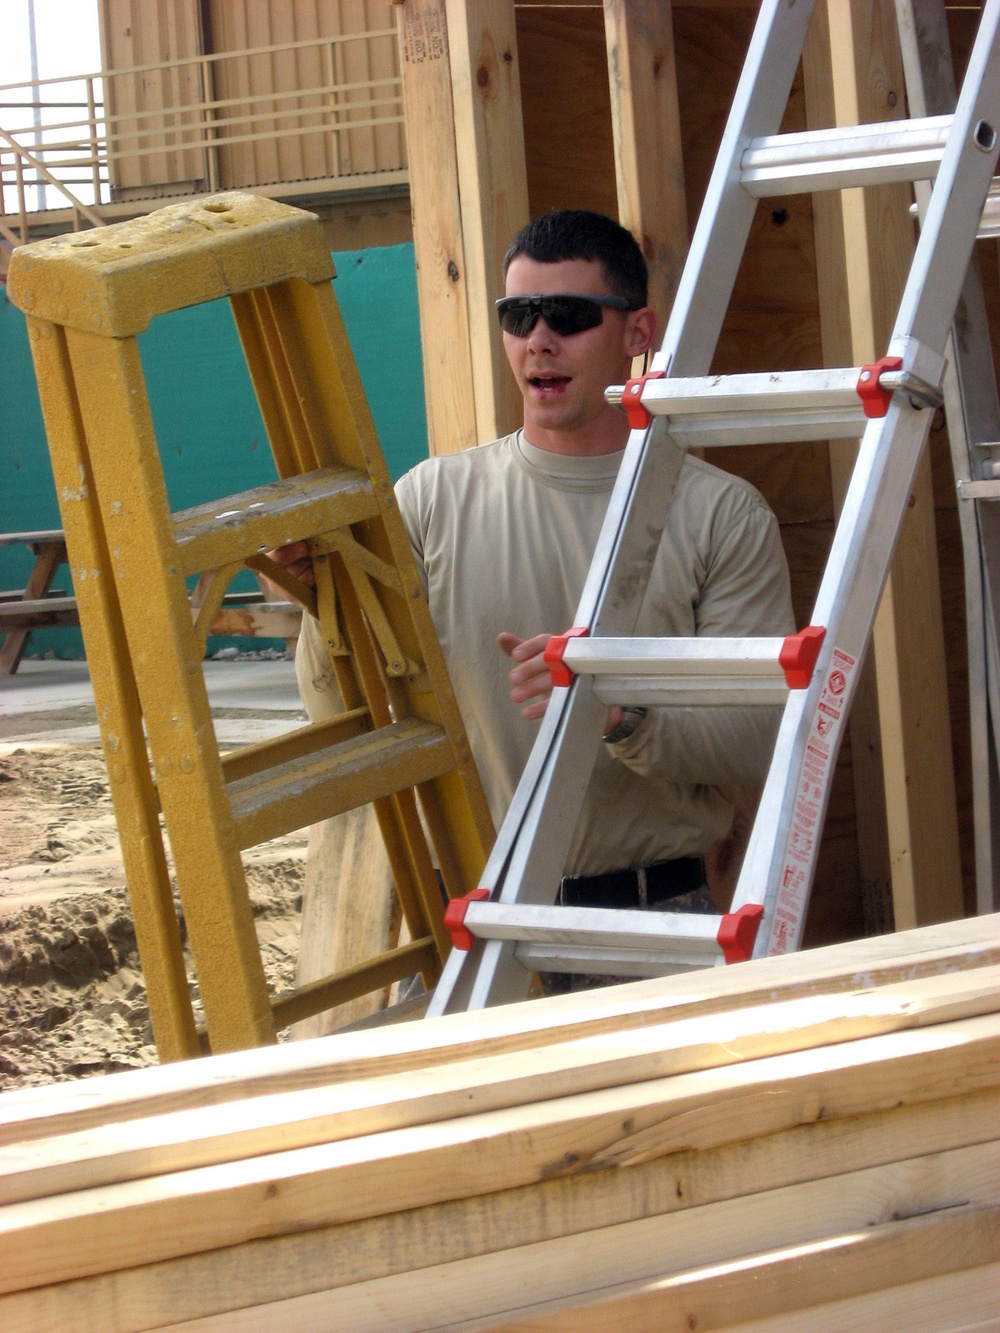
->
[0, 530, 302, 676]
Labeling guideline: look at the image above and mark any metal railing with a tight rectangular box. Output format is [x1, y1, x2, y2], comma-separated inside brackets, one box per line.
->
[0, 27, 406, 247]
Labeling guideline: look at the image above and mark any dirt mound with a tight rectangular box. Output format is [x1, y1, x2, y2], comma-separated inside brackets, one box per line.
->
[0, 744, 305, 1091]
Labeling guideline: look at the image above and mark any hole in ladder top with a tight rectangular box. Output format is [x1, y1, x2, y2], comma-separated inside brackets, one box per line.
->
[202, 200, 234, 213]
[974, 120, 997, 152]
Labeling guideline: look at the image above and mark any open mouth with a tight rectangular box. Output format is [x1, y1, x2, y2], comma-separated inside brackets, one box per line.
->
[528, 374, 570, 392]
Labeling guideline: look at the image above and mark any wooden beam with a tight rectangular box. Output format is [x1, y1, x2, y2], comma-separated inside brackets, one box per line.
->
[446, 0, 530, 442]
[3, 1011, 997, 1292]
[2, 919, 997, 1328]
[722, 1263, 1000, 1333]
[476, 1204, 1000, 1332]
[4, 964, 996, 1206]
[4, 912, 998, 1148]
[802, 2, 895, 934]
[4, 1090, 995, 1332]
[80, 1150, 999, 1332]
[394, 0, 479, 457]
[806, 0, 963, 929]
[603, 0, 688, 326]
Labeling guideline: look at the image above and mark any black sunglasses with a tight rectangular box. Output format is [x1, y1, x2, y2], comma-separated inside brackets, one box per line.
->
[495, 292, 637, 338]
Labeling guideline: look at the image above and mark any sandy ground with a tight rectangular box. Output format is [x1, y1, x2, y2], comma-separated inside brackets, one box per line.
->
[0, 677, 308, 1092]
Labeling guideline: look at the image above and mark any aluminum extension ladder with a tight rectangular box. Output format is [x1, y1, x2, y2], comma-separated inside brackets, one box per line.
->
[428, 0, 1000, 1016]
[7, 193, 494, 1058]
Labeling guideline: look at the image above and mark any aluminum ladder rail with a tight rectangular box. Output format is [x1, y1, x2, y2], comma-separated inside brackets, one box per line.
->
[428, 0, 1000, 1016]
[7, 193, 495, 1057]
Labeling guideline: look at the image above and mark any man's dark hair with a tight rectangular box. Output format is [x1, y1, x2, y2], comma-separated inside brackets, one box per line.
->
[502, 209, 648, 309]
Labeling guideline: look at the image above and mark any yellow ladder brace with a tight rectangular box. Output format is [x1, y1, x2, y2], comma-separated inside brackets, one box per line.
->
[8, 192, 495, 1057]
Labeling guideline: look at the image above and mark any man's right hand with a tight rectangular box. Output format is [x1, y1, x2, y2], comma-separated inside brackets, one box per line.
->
[498, 631, 554, 720]
[262, 540, 315, 597]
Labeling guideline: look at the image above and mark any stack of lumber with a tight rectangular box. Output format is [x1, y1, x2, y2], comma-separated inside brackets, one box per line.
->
[2, 914, 998, 1332]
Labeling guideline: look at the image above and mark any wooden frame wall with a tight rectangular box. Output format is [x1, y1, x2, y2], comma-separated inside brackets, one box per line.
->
[393, 0, 979, 939]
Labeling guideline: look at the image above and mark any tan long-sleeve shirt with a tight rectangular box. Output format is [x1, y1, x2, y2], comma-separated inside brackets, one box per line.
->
[297, 430, 795, 878]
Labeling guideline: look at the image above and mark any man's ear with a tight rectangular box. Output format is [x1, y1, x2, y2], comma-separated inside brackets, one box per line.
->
[626, 306, 658, 358]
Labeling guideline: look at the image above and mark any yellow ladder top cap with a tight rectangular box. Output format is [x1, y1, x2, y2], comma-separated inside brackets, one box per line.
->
[7, 192, 335, 338]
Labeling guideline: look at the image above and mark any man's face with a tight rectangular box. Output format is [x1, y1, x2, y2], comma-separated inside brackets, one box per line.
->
[502, 255, 648, 453]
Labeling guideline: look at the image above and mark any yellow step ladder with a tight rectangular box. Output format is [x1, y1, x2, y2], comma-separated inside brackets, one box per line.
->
[7, 192, 495, 1058]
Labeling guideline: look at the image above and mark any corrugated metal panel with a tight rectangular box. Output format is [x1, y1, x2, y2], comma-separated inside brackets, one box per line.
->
[206, 0, 406, 190]
[98, 0, 207, 197]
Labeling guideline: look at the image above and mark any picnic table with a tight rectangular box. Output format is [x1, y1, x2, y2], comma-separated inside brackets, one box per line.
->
[0, 530, 301, 675]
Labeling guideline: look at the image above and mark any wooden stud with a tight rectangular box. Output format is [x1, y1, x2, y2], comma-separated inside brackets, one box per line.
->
[394, 1, 479, 457]
[445, 0, 529, 442]
[802, 1, 895, 933]
[603, 0, 688, 326]
[808, 0, 963, 930]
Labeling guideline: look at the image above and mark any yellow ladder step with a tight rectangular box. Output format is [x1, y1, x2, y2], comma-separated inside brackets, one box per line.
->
[173, 465, 379, 576]
[228, 719, 456, 848]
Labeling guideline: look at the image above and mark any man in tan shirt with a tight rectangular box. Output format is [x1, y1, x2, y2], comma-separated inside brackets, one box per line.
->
[292, 210, 793, 908]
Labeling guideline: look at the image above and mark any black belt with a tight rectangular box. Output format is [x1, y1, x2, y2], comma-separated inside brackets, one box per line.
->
[558, 856, 705, 910]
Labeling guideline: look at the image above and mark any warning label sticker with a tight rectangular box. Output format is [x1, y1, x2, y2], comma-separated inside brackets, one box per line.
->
[770, 646, 856, 954]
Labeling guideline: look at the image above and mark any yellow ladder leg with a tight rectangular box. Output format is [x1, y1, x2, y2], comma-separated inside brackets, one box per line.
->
[22, 319, 199, 1061]
[63, 324, 275, 1051]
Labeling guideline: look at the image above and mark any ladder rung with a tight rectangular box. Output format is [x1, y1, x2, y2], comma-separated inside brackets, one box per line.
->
[627, 368, 862, 416]
[515, 943, 719, 976]
[228, 717, 455, 848]
[562, 636, 791, 706]
[958, 478, 1000, 501]
[665, 407, 870, 447]
[457, 902, 724, 973]
[740, 115, 952, 196]
[173, 465, 380, 577]
[609, 367, 876, 444]
[981, 178, 1000, 238]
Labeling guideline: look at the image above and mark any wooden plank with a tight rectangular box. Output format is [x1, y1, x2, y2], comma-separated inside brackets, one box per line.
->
[4, 1089, 995, 1333]
[0, 597, 79, 629]
[289, 807, 397, 1038]
[720, 1262, 1000, 1333]
[133, 1143, 1000, 1332]
[4, 964, 997, 1205]
[394, 0, 479, 456]
[801, 2, 895, 936]
[1, 1014, 997, 1293]
[3, 912, 997, 1146]
[445, 0, 529, 442]
[482, 1203, 1000, 1332]
[603, 0, 688, 325]
[814, 0, 963, 930]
